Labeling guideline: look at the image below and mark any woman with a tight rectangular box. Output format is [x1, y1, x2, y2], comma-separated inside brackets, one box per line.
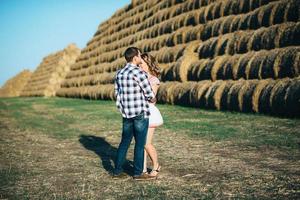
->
[140, 53, 163, 177]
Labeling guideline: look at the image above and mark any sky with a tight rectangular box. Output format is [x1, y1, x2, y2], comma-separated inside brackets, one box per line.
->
[0, 0, 131, 87]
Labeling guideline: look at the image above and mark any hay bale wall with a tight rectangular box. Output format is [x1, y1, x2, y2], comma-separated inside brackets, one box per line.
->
[54, 0, 299, 117]
[0, 70, 32, 97]
[21, 44, 80, 97]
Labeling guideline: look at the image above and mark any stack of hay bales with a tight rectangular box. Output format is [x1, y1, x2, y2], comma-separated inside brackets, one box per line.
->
[57, 0, 300, 117]
[0, 70, 32, 97]
[21, 44, 80, 97]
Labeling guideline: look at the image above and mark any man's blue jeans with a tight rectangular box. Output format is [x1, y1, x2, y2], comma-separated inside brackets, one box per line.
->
[114, 113, 149, 176]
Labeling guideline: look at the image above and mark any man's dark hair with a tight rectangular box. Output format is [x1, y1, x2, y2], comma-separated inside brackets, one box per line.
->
[124, 47, 140, 62]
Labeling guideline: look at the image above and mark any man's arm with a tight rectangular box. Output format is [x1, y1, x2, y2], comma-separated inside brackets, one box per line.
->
[114, 75, 119, 98]
[134, 70, 156, 102]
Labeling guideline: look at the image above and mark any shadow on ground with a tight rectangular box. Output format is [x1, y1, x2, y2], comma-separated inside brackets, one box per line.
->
[79, 135, 134, 176]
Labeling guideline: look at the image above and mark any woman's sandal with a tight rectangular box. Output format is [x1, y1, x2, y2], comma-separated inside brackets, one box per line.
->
[149, 165, 161, 177]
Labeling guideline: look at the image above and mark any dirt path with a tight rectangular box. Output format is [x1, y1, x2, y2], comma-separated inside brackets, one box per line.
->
[0, 106, 299, 199]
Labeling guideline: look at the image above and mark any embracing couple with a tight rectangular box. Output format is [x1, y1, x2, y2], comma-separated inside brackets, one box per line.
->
[113, 47, 163, 180]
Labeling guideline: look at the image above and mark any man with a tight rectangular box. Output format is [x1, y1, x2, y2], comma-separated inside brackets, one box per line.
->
[113, 47, 156, 180]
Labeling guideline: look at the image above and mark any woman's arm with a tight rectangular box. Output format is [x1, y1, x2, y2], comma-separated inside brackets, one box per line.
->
[151, 84, 159, 96]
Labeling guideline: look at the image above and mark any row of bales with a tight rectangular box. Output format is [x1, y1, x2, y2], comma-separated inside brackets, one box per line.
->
[1, 0, 299, 117]
[0, 70, 32, 97]
[20, 44, 80, 97]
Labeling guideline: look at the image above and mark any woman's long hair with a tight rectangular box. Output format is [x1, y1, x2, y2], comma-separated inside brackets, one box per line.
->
[141, 53, 160, 78]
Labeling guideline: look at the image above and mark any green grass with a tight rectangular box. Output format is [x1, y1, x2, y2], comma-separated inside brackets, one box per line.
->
[0, 97, 299, 149]
[1, 97, 299, 199]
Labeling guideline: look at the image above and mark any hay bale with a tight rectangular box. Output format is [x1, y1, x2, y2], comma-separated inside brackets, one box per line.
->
[285, 77, 300, 117]
[157, 81, 181, 104]
[189, 80, 213, 107]
[205, 80, 223, 109]
[270, 1, 286, 25]
[229, 15, 241, 33]
[259, 50, 278, 79]
[211, 55, 230, 81]
[160, 63, 178, 82]
[273, 47, 300, 79]
[227, 79, 246, 111]
[212, 1, 221, 19]
[257, 79, 277, 114]
[247, 7, 260, 29]
[200, 59, 215, 80]
[270, 78, 292, 115]
[0, 70, 32, 97]
[187, 59, 209, 81]
[214, 80, 234, 110]
[177, 41, 199, 82]
[257, 2, 273, 27]
[214, 35, 230, 57]
[234, 52, 255, 80]
[275, 22, 300, 48]
[238, 79, 259, 112]
[246, 51, 266, 80]
[252, 79, 272, 113]
[211, 19, 224, 36]
[198, 38, 218, 59]
[173, 82, 198, 106]
[284, 0, 300, 22]
[239, 0, 251, 13]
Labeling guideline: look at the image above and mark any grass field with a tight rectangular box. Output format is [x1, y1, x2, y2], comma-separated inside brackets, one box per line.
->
[0, 97, 299, 199]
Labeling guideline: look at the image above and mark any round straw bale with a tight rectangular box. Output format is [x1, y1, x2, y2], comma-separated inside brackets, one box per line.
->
[236, 31, 252, 54]
[275, 22, 300, 48]
[270, 78, 291, 115]
[248, 9, 260, 29]
[205, 80, 223, 109]
[250, 0, 260, 11]
[247, 27, 265, 52]
[239, 0, 251, 13]
[173, 82, 198, 106]
[229, 16, 241, 33]
[214, 35, 230, 57]
[259, 50, 278, 79]
[211, 55, 230, 81]
[199, 59, 214, 80]
[189, 80, 213, 107]
[273, 47, 299, 79]
[198, 38, 218, 59]
[212, 1, 221, 19]
[227, 79, 246, 111]
[160, 63, 178, 82]
[252, 79, 271, 112]
[187, 59, 208, 81]
[257, 79, 276, 114]
[258, 4, 272, 27]
[211, 19, 223, 36]
[234, 52, 255, 80]
[204, 4, 214, 22]
[198, 8, 206, 24]
[238, 79, 259, 112]
[201, 23, 213, 41]
[215, 80, 234, 110]
[270, 2, 286, 25]
[238, 14, 251, 30]
[284, 0, 300, 22]
[247, 51, 267, 80]
[285, 77, 300, 117]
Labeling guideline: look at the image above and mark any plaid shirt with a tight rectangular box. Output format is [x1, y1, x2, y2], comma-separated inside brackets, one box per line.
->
[114, 63, 155, 118]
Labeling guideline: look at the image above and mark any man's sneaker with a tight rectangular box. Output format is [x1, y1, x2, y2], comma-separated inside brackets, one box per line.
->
[133, 172, 157, 181]
[112, 172, 128, 179]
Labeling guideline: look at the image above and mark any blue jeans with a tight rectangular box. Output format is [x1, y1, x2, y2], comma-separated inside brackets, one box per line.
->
[114, 113, 149, 176]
